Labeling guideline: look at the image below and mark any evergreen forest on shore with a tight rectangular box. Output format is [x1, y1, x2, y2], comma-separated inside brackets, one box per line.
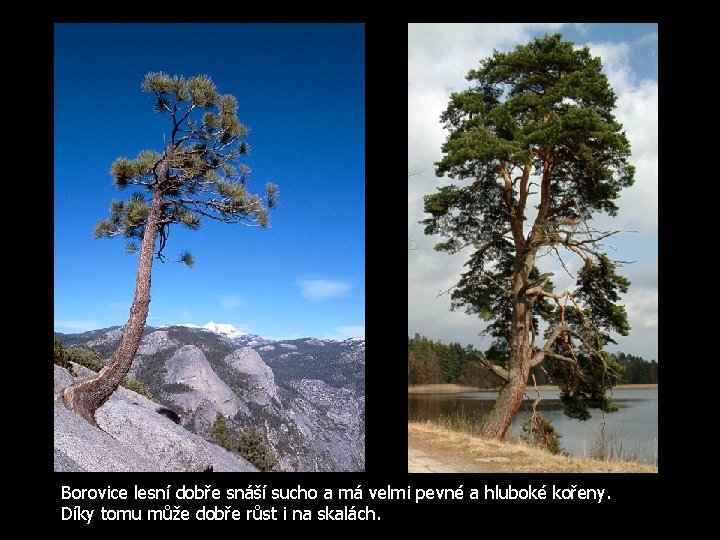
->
[408, 334, 657, 387]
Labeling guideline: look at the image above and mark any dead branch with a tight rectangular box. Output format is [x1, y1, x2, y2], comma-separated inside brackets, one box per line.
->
[436, 285, 457, 297]
[551, 246, 575, 279]
[530, 324, 570, 367]
[476, 356, 510, 382]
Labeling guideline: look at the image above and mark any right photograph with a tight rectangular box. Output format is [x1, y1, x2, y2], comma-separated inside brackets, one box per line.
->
[408, 23, 657, 473]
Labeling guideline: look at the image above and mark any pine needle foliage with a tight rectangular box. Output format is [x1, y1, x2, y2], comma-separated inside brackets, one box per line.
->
[424, 34, 636, 435]
[96, 71, 279, 265]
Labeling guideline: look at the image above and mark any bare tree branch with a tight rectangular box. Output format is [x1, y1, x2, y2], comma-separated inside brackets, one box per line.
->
[530, 324, 569, 367]
[551, 246, 575, 279]
[476, 356, 510, 382]
[544, 351, 578, 364]
[436, 285, 457, 297]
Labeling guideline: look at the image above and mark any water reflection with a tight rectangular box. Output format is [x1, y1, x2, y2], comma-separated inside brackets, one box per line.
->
[408, 389, 657, 465]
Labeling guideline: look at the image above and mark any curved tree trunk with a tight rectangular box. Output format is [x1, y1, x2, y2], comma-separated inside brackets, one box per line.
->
[479, 258, 535, 439]
[479, 301, 532, 438]
[478, 355, 530, 438]
[62, 187, 165, 426]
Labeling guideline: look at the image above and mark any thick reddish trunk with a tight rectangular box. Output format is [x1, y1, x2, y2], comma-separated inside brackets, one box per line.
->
[479, 255, 535, 439]
[63, 177, 167, 426]
[478, 349, 531, 438]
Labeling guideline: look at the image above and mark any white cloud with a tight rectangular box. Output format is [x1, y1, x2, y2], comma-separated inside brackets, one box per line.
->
[602, 258, 658, 359]
[408, 24, 658, 359]
[572, 23, 591, 36]
[585, 41, 633, 89]
[634, 32, 658, 46]
[408, 23, 564, 95]
[219, 295, 243, 310]
[298, 279, 352, 301]
[54, 319, 101, 332]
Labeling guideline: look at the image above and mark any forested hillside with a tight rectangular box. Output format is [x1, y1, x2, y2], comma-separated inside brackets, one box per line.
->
[613, 351, 658, 384]
[408, 334, 657, 387]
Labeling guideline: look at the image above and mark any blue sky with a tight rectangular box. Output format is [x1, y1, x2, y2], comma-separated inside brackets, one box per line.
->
[408, 23, 658, 360]
[55, 23, 365, 341]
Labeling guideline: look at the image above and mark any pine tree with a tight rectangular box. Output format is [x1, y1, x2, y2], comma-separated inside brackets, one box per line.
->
[236, 427, 278, 472]
[54, 338, 75, 375]
[424, 34, 633, 438]
[210, 413, 232, 449]
[63, 72, 278, 426]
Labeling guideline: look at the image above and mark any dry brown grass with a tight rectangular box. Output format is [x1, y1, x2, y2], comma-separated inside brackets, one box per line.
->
[408, 383, 657, 394]
[409, 421, 657, 473]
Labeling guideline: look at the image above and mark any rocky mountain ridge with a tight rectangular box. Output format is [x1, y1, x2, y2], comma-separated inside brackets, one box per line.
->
[55, 324, 365, 472]
[54, 362, 257, 472]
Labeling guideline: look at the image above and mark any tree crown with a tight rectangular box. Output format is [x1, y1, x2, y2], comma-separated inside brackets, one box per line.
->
[423, 34, 635, 420]
[434, 34, 633, 221]
[94, 72, 278, 265]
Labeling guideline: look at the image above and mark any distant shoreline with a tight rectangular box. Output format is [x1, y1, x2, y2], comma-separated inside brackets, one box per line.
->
[408, 383, 658, 394]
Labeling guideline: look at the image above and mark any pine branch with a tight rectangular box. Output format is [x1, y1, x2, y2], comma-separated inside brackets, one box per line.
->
[476, 356, 510, 382]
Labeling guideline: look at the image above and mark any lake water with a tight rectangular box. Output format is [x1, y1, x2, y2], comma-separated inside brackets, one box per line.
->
[408, 388, 658, 465]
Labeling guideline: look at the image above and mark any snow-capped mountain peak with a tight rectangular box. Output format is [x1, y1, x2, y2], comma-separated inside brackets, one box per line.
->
[179, 321, 247, 339]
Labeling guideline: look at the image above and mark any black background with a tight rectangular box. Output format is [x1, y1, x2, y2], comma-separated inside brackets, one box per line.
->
[24, 16, 695, 527]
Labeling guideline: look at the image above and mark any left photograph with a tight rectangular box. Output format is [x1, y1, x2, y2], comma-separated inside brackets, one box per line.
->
[54, 23, 365, 472]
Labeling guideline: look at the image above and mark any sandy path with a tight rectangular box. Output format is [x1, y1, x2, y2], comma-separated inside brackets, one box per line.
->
[408, 433, 503, 473]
